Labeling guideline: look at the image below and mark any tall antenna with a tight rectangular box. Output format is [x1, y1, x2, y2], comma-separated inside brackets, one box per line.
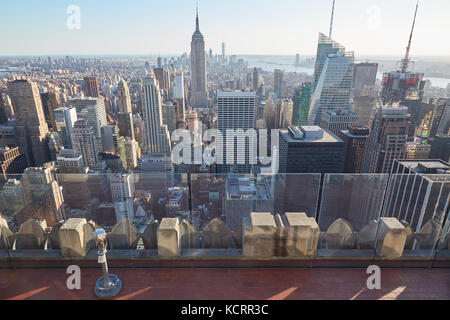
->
[329, 0, 336, 38]
[401, 0, 419, 73]
[195, 2, 200, 32]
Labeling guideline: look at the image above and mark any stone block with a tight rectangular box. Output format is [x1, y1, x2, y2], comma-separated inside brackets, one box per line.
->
[356, 220, 378, 249]
[141, 220, 159, 249]
[108, 219, 138, 249]
[59, 218, 94, 258]
[319, 218, 354, 249]
[157, 218, 180, 257]
[376, 217, 407, 259]
[13, 219, 47, 250]
[282, 212, 319, 257]
[243, 212, 278, 257]
[202, 218, 233, 249]
[414, 219, 442, 250]
[179, 219, 195, 249]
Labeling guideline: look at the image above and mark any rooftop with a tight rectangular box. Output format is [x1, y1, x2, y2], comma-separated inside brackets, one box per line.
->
[1, 268, 448, 300]
[282, 126, 342, 143]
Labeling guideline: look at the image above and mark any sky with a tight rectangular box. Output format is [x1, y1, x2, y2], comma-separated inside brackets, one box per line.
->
[1, 0, 449, 57]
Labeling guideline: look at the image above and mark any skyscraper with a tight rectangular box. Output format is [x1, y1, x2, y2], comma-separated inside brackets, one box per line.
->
[222, 42, 226, 61]
[7, 79, 50, 167]
[190, 7, 208, 108]
[279, 126, 345, 174]
[70, 97, 107, 152]
[124, 137, 139, 170]
[353, 63, 378, 96]
[308, 33, 354, 125]
[0, 146, 27, 181]
[117, 79, 135, 140]
[292, 83, 312, 127]
[162, 102, 177, 135]
[361, 104, 411, 174]
[83, 76, 100, 97]
[352, 63, 378, 128]
[117, 79, 132, 113]
[338, 126, 369, 173]
[72, 119, 99, 168]
[380, 2, 424, 137]
[217, 91, 256, 173]
[274, 69, 283, 98]
[320, 109, 360, 136]
[0, 94, 8, 124]
[154, 67, 171, 96]
[173, 72, 185, 100]
[252, 68, 259, 92]
[295, 54, 301, 67]
[141, 70, 171, 153]
[40, 89, 60, 132]
[21, 163, 64, 227]
[279, 99, 293, 128]
[53, 107, 77, 149]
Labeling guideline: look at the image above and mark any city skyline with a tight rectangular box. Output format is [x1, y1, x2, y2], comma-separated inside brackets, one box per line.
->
[1, 0, 450, 57]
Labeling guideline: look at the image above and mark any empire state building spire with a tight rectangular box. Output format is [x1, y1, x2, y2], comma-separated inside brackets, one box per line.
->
[190, 3, 208, 108]
[195, 3, 200, 33]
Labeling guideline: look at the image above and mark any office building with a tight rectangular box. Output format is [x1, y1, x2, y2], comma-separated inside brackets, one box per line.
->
[308, 34, 354, 125]
[429, 135, 450, 162]
[279, 126, 345, 173]
[83, 76, 100, 97]
[223, 175, 274, 231]
[21, 163, 64, 227]
[124, 137, 139, 170]
[7, 80, 50, 167]
[141, 70, 171, 153]
[217, 91, 256, 173]
[162, 102, 177, 136]
[353, 95, 377, 128]
[173, 72, 185, 100]
[0, 146, 27, 181]
[353, 63, 378, 96]
[0, 94, 8, 124]
[117, 79, 135, 140]
[291, 83, 312, 128]
[56, 149, 88, 174]
[109, 173, 135, 201]
[72, 119, 99, 168]
[385, 160, 450, 231]
[380, 4, 425, 137]
[153, 67, 171, 97]
[53, 107, 77, 149]
[70, 97, 107, 152]
[274, 69, 284, 98]
[320, 109, 360, 136]
[338, 126, 369, 173]
[406, 139, 431, 160]
[0, 123, 17, 147]
[362, 104, 411, 173]
[279, 99, 293, 128]
[40, 89, 59, 132]
[253, 68, 259, 92]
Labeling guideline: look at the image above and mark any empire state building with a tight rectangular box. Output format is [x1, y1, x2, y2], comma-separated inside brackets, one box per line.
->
[190, 7, 208, 108]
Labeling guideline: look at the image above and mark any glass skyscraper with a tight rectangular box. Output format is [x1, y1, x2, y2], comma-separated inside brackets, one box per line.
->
[308, 33, 354, 126]
[292, 83, 312, 127]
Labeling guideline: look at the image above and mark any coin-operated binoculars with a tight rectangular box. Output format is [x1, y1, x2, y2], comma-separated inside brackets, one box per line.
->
[93, 228, 122, 298]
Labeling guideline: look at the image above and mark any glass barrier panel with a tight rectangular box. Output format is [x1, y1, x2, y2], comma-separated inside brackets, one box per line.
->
[380, 173, 449, 259]
[317, 174, 389, 259]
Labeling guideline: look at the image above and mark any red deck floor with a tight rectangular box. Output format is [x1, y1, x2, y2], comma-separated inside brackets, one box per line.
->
[0, 268, 448, 300]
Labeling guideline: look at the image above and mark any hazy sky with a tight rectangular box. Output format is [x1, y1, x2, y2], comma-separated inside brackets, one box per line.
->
[1, 0, 449, 57]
